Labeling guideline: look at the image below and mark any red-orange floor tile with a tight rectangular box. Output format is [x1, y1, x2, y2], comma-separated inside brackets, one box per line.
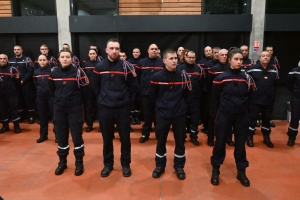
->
[0, 120, 300, 200]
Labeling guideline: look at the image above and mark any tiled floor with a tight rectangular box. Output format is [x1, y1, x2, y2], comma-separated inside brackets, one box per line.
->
[0, 120, 299, 200]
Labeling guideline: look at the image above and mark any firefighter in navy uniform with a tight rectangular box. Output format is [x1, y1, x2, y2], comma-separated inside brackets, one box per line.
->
[0, 54, 21, 134]
[82, 49, 101, 132]
[128, 48, 142, 125]
[49, 49, 88, 176]
[178, 50, 204, 146]
[8, 45, 35, 124]
[197, 46, 212, 71]
[197, 46, 212, 126]
[210, 48, 253, 187]
[128, 48, 141, 66]
[34, 44, 57, 70]
[266, 46, 280, 70]
[33, 55, 55, 143]
[93, 38, 138, 178]
[61, 43, 81, 68]
[207, 49, 235, 147]
[240, 45, 255, 72]
[136, 44, 164, 143]
[81, 45, 104, 65]
[150, 48, 191, 180]
[256, 46, 279, 128]
[199, 47, 220, 135]
[286, 63, 300, 146]
[247, 51, 279, 148]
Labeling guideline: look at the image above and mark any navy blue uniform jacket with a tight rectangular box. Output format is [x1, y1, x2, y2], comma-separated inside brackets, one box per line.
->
[212, 68, 250, 114]
[287, 67, 300, 98]
[136, 57, 164, 96]
[92, 58, 138, 108]
[247, 63, 278, 105]
[178, 63, 204, 101]
[33, 64, 53, 97]
[150, 68, 191, 119]
[48, 65, 88, 107]
[0, 64, 20, 94]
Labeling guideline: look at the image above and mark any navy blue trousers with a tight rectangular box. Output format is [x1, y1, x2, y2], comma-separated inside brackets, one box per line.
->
[99, 105, 131, 167]
[211, 111, 249, 169]
[54, 104, 84, 157]
[287, 96, 300, 137]
[155, 114, 186, 169]
[248, 103, 273, 135]
[36, 95, 53, 138]
[141, 96, 155, 137]
[0, 93, 19, 122]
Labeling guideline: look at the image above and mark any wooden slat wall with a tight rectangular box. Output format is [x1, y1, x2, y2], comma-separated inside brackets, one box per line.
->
[0, 0, 12, 17]
[120, 0, 201, 15]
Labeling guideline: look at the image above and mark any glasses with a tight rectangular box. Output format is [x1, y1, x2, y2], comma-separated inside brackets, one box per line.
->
[187, 57, 195, 59]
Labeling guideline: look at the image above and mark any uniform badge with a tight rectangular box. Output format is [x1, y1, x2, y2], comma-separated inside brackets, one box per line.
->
[63, 81, 67, 84]
[264, 76, 268, 79]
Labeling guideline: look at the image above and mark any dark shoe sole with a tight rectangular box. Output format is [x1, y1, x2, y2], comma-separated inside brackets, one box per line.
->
[55, 165, 67, 175]
[237, 176, 250, 187]
[263, 141, 274, 148]
[75, 169, 84, 176]
[36, 137, 48, 143]
[152, 168, 165, 178]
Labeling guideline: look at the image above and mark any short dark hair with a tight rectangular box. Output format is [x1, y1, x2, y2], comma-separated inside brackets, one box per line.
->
[58, 49, 73, 58]
[212, 47, 220, 51]
[38, 54, 48, 60]
[107, 38, 119, 46]
[228, 47, 242, 59]
[163, 48, 176, 59]
[89, 48, 98, 54]
[14, 45, 22, 49]
[62, 43, 69, 46]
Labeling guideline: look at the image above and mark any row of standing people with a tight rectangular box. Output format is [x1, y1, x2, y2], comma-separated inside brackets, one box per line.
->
[1, 41, 299, 187]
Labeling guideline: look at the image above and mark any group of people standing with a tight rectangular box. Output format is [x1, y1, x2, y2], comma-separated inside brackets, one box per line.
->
[0, 38, 299, 188]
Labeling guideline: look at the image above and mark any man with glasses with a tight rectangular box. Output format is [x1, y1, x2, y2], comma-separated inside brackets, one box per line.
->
[178, 51, 204, 146]
[34, 44, 57, 70]
[136, 44, 164, 143]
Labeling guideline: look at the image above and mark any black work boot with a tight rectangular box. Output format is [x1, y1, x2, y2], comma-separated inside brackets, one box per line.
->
[130, 115, 136, 125]
[226, 135, 235, 146]
[211, 165, 220, 185]
[237, 169, 250, 187]
[0, 122, 10, 134]
[55, 156, 67, 175]
[287, 135, 296, 146]
[86, 126, 93, 132]
[246, 133, 254, 147]
[134, 111, 141, 125]
[262, 133, 274, 148]
[28, 111, 35, 124]
[13, 121, 21, 134]
[74, 156, 84, 176]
